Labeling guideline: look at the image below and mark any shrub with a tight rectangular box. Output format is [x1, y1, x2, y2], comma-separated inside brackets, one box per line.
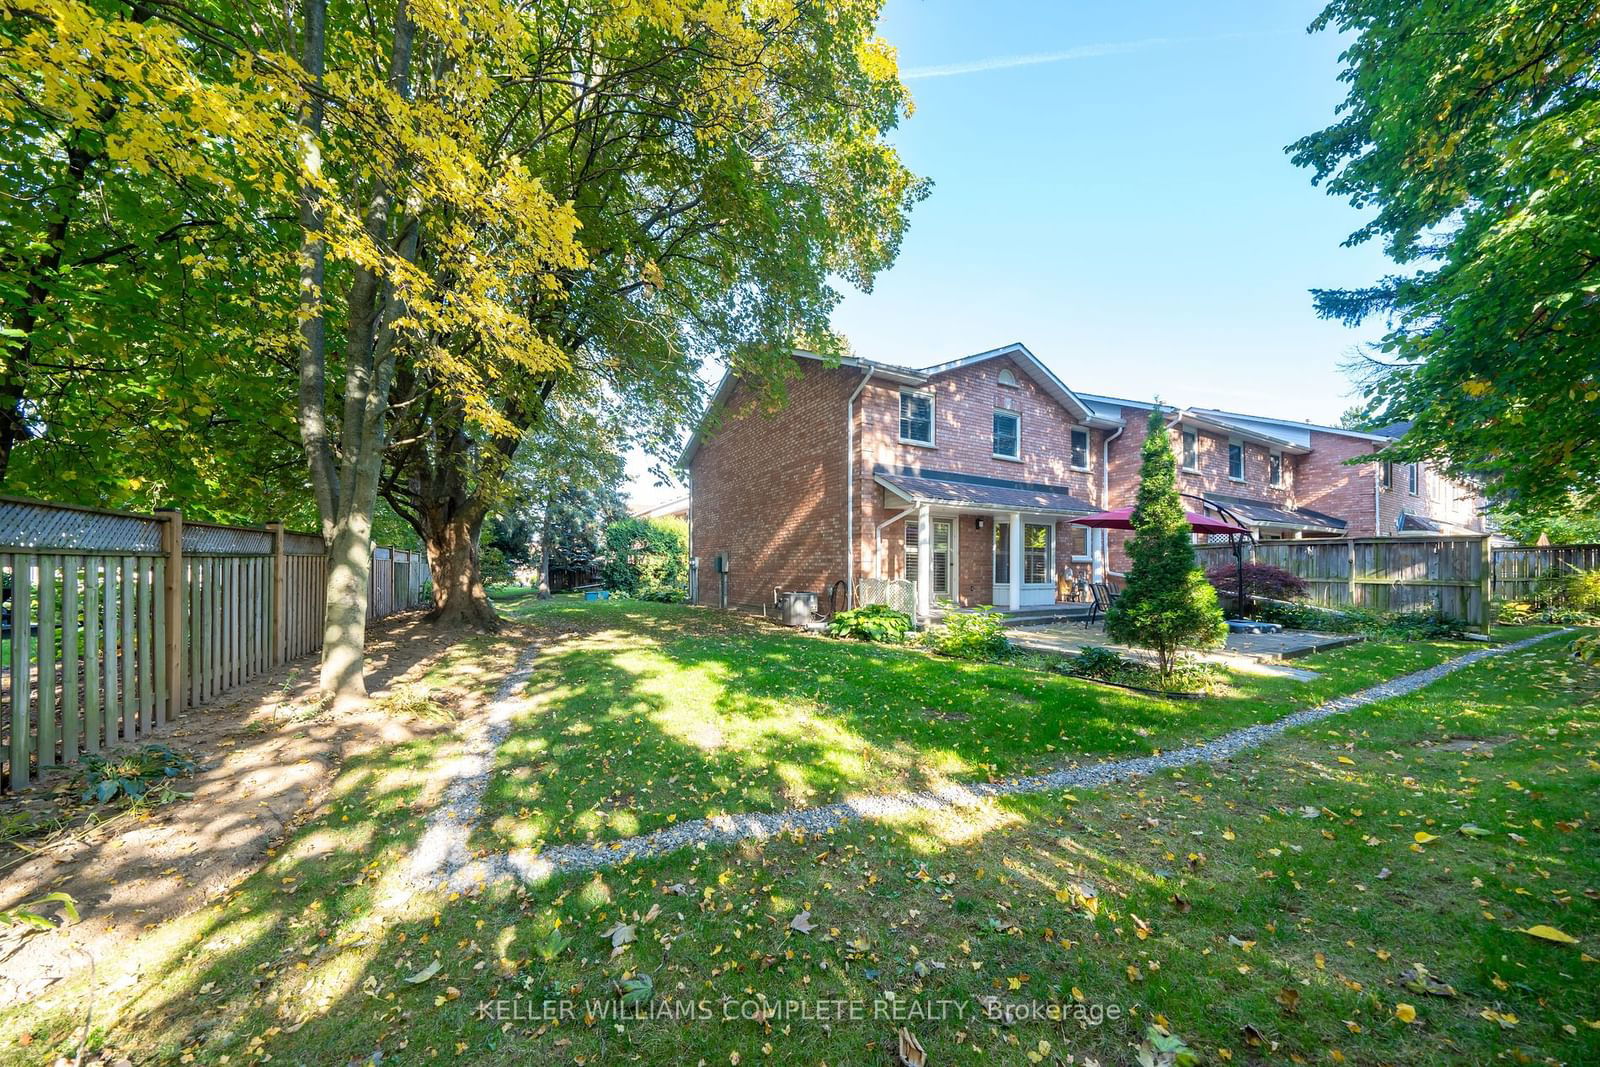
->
[827, 603, 914, 643]
[1056, 645, 1223, 693]
[929, 605, 1010, 660]
[1571, 633, 1600, 666]
[602, 516, 688, 600]
[1204, 562, 1308, 606]
[1064, 645, 1128, 679]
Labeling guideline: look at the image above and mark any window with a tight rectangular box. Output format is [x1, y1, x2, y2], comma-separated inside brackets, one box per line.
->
[1181, 430, 1198, 471]
[1407, 463, 1419, 495]
[1068, 524, 1090, 560]
[1070, 428, 1090, 470]
[1228, 440, 1244, 481]
[1023, 523, 1051, 584]
[1268, 452, 1282, 487]
[899, 391, 934, 446]
[993, 410, 1020, 459]
[1381, 461, 1393, 490]
[904, 522, 918, 580]
[997, 368, 1018, 389]
[993, 522, 1010, 583]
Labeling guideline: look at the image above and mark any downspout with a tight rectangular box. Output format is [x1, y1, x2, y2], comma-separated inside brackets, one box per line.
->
[845, 368, 875, 608]
[1372, 445, 1381, 537]
[1097, 423, 1126, 580]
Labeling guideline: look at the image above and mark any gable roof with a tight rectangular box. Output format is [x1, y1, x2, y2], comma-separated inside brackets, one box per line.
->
[678, 345, 1121, 467]
[919, 342, 1104, 425]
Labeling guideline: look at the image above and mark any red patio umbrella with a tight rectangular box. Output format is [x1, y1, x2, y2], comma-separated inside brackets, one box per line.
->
[1070, 506, 1248, 536]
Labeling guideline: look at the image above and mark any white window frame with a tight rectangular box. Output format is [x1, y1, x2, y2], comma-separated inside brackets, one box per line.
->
[1181, 429, 1198, 472]
[1407, 463, 1419, 495]
[898, 390, 935, 447]
[904, 521, 919, 580]
[997, 368, 1019, 389]
[1228, 439, 1245, 482]
[1268, 451, 1283, 487]
[1067, 523, 1091, 562]
[1069, 427, 1091, 471]
[1022, 522, 1053, 586]
[992, 409, 1021, 461]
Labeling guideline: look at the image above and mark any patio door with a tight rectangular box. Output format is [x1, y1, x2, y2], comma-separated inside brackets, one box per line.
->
[931, 520, 953, 600]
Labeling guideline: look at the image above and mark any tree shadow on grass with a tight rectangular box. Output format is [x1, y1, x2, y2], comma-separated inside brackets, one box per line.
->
[469, 599, 1484, 852]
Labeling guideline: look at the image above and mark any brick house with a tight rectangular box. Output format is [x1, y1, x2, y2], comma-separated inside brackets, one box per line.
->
[679, 343, 1485, 618]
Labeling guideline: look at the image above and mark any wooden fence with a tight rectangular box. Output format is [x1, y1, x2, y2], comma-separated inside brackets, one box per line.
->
[1489, 543, 1600, 601]
[1, 496, 430, 792]
[1194, 534, 1492, 631]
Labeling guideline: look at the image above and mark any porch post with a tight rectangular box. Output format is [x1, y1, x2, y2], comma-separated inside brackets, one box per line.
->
[915, 503, 932, 620]
[1008, 511, 1023, 611]
[1092, 529, 1106, 583]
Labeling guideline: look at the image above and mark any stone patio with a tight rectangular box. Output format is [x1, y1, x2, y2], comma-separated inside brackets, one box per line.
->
[1007, 621, 1361, 679]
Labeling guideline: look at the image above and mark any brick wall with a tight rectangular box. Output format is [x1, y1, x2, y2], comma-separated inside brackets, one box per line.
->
[1296, 431, 1380, 535]
[688, 361, 857, 611]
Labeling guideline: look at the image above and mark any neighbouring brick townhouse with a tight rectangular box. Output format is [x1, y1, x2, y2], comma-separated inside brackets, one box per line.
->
[679, 343, 1486, 618]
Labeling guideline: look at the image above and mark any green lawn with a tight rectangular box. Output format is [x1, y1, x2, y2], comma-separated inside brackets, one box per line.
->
[1, 600, 1589, 1066]
[473, 594, 1550, 851]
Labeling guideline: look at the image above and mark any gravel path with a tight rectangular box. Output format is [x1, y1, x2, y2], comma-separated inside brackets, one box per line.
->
[412, 628, 1572, 892]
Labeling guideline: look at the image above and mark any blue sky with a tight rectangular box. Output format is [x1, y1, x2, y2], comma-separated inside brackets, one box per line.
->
[627, 0, 1389, 508]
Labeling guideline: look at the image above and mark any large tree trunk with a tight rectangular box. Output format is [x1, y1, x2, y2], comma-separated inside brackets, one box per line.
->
[421, 512, 500, 629]
[321, 516, 374, 707]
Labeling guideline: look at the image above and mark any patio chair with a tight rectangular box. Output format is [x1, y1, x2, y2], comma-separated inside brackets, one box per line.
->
[1083, 582, 1114, 628]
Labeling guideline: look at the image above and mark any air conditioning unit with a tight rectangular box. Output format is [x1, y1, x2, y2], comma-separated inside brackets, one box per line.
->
[778, 591, 818, 627]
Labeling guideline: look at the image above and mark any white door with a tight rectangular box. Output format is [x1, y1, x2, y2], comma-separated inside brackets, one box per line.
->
[931, 520, 953, 601]
[991, 520, 1010, 604]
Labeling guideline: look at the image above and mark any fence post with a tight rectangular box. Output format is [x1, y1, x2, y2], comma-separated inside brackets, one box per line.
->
[1346, 539, 1358, 608]
[156, 508, 184, 723]
[1478, 534, 1493, 635]
[267, 521, 286, 665]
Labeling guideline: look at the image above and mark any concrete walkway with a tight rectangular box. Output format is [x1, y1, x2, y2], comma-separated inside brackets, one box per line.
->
[406, 629, 1571, 892]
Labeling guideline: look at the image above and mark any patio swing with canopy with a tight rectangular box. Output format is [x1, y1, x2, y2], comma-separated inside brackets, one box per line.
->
[1070, 494, 1257, 622]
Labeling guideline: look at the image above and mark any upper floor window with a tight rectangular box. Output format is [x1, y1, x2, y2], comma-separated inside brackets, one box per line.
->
[1181, 430, 1198, 471]
[993, 410, 1020, 460]
[1070, 428, 1090, 470]
[899, 391, 934, 446]
[997, 368, 1018, 389]
[1381, 461, 1394, 490]
[1228, 440, 1244, 481]
[1268, 452, 1283, 487]
[1407, 463, 1419, 495]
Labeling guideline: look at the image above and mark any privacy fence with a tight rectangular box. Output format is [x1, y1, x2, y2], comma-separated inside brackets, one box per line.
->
[1194, 534, 1493, 631]
[1, 497, 430, 792]
[1489, 543, 1600, 601]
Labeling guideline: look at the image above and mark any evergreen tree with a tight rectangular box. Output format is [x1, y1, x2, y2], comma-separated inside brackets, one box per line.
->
[1105, 407, 1227, 680]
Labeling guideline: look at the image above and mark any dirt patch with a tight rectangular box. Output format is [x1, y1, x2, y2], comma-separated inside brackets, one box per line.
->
[920, 707, 971, 722]
[0, 612, 528, 1004]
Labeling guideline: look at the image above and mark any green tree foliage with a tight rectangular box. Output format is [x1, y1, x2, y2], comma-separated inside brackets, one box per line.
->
[1489, 504, 1600, 546]
[601, 516, 687, 601]
[1291, 1, 1600, 521]
[1105, 408, 1227, 679]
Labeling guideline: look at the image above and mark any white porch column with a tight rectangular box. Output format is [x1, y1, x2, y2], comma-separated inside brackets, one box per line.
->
[915, 503, 933, 620]
[1008, 511, 1023, 611]
[1092, 529, 1106, 583]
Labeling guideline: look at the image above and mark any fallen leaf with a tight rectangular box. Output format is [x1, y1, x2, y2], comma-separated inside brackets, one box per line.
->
[789, 910, 815, 934]
[1520, 924, 1579, 945]
[404, 959, 442, 984]
[1394, 1003, 1417, 1024]
[897, 1026, 927, 1067]
[1413, 832, 1439, 844]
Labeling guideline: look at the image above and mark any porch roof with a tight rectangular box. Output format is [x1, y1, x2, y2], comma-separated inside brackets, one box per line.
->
[1203, 492, 1347, 533]
[876, 466, 1097, 517]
